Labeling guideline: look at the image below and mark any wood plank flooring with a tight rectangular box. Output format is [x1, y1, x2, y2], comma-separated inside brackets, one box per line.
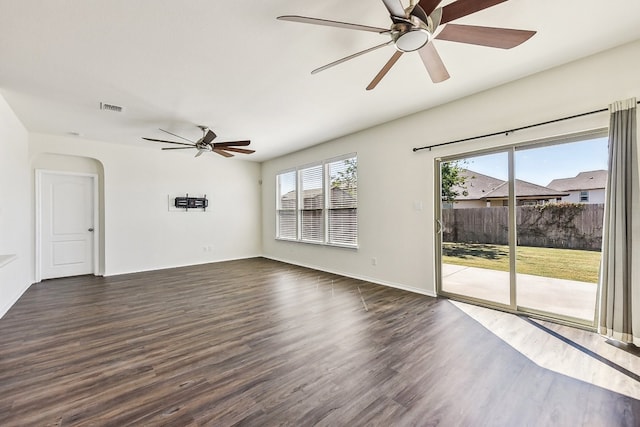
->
[0, 257, 639, 426]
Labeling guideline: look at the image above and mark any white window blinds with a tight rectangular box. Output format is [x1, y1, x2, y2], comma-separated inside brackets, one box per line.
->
[276, 170, 297, 239]
[328, 157, 358, 245]
[299, 164, 324, 242]
[275, 154, 357, 247]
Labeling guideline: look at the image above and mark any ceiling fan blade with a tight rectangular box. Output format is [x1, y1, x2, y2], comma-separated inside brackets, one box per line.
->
[277, 15, 389, 33]
[213, 149, 234, 158]
[366, 50, 403, 91]
[159, 128, 196, 143]
[312, 41, 393, 75]
[143, 137, 195, 147]
[441, 0, 507, 24]
[417, 0, 442, 17]
[195, 149, 207, 157]
[436, 24, 536, 49]
[161, 147, 196, 150]
[220, 147, 255, 155]
[381, 0, 407, 18]
[419, 42, 450, 83]
[213, 140, 251, 147]
[202, 129, 217, 144]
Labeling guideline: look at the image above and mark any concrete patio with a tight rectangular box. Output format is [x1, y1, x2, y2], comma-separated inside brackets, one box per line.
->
[442, 264, 598, 321]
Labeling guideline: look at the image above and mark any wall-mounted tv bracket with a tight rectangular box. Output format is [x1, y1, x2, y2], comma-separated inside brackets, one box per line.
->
[174, 193, 208, 211]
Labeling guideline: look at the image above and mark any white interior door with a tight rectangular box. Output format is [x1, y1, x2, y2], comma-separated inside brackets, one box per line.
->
[39, 172, 96, 280]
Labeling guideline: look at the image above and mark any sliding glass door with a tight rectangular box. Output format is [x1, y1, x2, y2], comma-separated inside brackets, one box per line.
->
[440, 151, 512, 307]
[437, 134, 607, 325]
[514, 139, 607, 322]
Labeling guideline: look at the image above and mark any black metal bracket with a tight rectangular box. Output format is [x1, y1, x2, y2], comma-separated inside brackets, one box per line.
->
[174, 193, 208, 211]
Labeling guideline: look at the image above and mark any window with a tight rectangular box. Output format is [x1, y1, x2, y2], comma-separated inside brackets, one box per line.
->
[580, 190, 589, 202]
[276, 154, 357, 247]
[276, 170, 296, 240]
[300, 164, 324, 243]
[328, 157, 358, 245]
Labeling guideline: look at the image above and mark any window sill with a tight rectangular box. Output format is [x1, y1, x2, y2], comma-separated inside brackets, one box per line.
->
[275, 238, 358, 250]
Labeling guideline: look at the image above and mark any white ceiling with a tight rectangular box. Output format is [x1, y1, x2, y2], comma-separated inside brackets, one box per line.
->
[1, 0, 640, 162]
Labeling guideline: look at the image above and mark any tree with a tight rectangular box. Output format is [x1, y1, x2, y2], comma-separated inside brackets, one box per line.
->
[441, 161, 468, 203]
[331, 158, 357, 196]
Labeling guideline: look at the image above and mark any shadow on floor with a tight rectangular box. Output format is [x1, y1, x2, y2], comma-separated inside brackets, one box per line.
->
[523, 317, 640, 383]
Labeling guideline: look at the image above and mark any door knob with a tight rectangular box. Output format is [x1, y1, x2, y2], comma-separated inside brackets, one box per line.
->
[88, 228, 94, 232]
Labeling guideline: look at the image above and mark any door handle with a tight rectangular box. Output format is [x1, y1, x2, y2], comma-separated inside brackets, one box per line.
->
[435, 219, 442, 235]
[88, 228, 94, 232]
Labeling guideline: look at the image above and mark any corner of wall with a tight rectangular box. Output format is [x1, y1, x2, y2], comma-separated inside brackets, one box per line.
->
[0, 94, 32, 318]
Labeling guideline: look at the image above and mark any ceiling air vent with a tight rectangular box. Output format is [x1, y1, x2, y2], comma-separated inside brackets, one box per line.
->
[99, 102, 124, 113]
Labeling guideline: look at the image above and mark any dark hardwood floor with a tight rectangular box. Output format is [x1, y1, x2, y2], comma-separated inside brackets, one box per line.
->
[0, 257, 638, 426]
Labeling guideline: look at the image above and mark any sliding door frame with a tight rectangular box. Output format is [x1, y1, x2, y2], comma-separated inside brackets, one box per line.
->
[434, 129, 608, 330]
[435, 146, 517, 314]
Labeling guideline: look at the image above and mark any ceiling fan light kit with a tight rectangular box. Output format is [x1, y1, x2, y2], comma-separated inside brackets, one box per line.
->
[392, 25, 430, 52]
[278, 0, 536, 90]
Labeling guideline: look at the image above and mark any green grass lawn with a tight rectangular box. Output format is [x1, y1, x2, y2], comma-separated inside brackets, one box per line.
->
[442, 242, 601, 283]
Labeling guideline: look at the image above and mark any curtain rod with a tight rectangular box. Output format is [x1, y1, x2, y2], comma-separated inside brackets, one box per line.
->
[412, 100, 640, 153]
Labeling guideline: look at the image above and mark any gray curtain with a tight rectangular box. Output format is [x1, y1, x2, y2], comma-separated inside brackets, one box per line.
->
[599, 97, 638, 343]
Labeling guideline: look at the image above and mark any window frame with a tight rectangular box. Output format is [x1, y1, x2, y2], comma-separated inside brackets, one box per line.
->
[275, 168, 297, 241]
[298, 162, 325, 244]
[579, 190, 589, 202]
[326, 154, 358, 247]
[275, 153, 358, 249]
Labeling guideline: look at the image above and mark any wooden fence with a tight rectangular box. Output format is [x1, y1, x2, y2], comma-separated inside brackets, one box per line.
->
[442, 204, 604, 251]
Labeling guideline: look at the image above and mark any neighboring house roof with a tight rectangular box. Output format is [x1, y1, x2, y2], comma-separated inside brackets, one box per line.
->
[451, 169, 504, 201]
[452, 169, 568, 201]
[483, 180, 569, 200]
[547, 170, 607, 191]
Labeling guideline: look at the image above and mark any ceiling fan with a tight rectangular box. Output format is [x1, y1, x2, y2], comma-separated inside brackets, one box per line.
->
[278, 0, 536, 90]
[142, 126, 255, 158]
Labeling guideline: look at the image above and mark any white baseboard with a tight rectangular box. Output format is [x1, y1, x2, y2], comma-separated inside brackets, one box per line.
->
[0, 281, 32, 319]
[263, 255, 437, 298]
[102, 254, 263, 277]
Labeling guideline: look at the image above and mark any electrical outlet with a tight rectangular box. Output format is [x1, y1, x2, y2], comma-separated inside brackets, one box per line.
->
[371, 257, 377, 266]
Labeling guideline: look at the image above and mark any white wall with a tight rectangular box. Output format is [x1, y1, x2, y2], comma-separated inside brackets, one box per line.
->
[562, 189, 606, 204]
[262, 39, 640, 296]
[0, 95, 31, 317]
[30, 134, 262, 276]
